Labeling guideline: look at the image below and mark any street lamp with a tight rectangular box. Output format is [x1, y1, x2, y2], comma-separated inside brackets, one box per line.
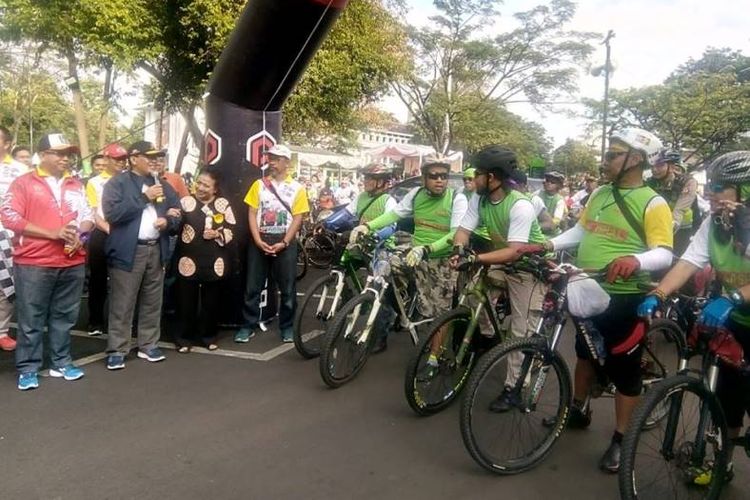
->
[591, 30, 615, 162]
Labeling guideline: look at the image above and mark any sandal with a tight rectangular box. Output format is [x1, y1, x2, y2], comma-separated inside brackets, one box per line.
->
[177, 346, 190, 354]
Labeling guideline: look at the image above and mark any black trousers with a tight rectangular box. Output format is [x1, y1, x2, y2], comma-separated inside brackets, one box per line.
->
[174, 278, 222, 347]
[87, 228, 109, 329]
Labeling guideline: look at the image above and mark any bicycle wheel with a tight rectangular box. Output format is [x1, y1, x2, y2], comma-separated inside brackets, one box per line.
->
[293, 274, 352, 359]
[296, 240, 308, 281]
[619, 375, 729, 500]
[305, 233, 336, 269]
[641, 319, 687, 428]
[404, 306, 477, 416]
[319, 293, 378, 388]
[459, 337, 571, 474]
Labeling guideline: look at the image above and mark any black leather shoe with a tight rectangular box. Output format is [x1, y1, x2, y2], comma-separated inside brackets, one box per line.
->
[371, 337, 388, 354]
[567, 404, 592, 429]
[599, 441, 621, 473]
[489, 387, 520, 413]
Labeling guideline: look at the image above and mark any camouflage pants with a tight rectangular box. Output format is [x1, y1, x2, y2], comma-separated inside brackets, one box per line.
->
[390, 254, 457, 319]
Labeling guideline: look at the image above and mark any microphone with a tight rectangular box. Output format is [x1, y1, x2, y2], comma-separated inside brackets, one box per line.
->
[151, 172, 164, 203]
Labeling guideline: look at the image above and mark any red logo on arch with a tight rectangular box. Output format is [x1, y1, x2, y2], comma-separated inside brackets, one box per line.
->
[203, 129, 222, 165]
[246, 131, 276, 168]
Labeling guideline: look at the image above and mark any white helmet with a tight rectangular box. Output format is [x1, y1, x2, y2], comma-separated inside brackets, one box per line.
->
[610, 127, 663, 166]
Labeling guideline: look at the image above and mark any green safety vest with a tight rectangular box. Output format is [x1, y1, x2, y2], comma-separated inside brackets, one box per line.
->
[355, 192, 388, 225]
[708, 226, 750, 327]
[576, 185, 659, 294]
[479, 190, 546, 249]
[413, 188, 456, 259]
[539, 191, 566, 235]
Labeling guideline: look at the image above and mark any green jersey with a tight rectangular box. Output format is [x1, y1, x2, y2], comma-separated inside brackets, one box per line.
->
[355, 192, 389, 225]
[412, 188, 456, 258]
[478, 190, 545, 249]
[708, 226, 750, 327]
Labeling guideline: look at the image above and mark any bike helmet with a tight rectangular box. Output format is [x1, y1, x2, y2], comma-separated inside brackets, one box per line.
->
[510, 169, 528, 186]
[102, 143, 128, 160]
[609, 127, 663, 166]
[472, 145, 518, 177]
[463, 167, 476, 179]
[707, 151, 750, 185]
[654, 148, 683, 167]
[360, 163, 392, 179]
[544, 170, 565, 184]
[420, 156, 452, 174]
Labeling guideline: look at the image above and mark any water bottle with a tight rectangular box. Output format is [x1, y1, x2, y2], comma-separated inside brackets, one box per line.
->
[580, 319, 606, 365]
[63, 222, 78, 257]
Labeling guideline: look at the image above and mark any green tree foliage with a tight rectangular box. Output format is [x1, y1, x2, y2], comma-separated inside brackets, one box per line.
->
[551, 138, 597, 176]
[584, 48, 750, 161]
[393, 0, 597, 153]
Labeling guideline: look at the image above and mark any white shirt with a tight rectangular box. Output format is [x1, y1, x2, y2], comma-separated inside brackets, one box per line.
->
[394, 187, 468, 229]
[461, 193, 538, 243]
[335, 185, 357, 206]
[530, 194, 546, 218]
[680, 217, 711, 268]
[138, 184, 160, 240]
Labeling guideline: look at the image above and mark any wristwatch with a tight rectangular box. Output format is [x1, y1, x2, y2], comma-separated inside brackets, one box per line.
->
[729, 289, 745, 306]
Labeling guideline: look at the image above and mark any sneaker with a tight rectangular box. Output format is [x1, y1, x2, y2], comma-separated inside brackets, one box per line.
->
[234, 328, 255, 343]
[599, 441, 621, 473]
[88, 326, 104, 336]
[567, 404, 593, 429]
[49, 364, 85, 381]
[371, 336, 388, 354]
[137, 348, 166, 362]
[280, 328, 294, 343]
[0, 334, 16, 351]
[489, 386, 521, 413]
[107, 354, 126, 370]
[18, 372, 39, 391]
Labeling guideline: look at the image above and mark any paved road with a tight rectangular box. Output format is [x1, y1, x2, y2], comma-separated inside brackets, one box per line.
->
[1, 269, 748, 499]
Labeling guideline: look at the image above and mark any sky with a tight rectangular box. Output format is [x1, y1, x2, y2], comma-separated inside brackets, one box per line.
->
[381, 0, 750, 148]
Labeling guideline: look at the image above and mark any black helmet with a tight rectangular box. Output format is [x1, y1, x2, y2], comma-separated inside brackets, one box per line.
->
[544, 170, 565, 184]
[420, 156, 452, 174]
[510, 169, 528, 186]
[360, 163, 392, 179]
[472, 145, 517, 177]
[707, 151, 750, 185]
[655, 149, 683, 166]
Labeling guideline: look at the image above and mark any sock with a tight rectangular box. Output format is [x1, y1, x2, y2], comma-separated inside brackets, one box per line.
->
[612, 431, 623, 444]
[427, 354, 438, 366]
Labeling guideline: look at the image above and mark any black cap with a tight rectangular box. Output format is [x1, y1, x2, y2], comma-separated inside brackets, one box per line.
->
[473, 145, 517, 176]
[37, 133, 80, 154]
[127, 141, 161, 157]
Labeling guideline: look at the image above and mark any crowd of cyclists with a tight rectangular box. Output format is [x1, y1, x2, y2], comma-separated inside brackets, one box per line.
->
[300, 125, 750, 496]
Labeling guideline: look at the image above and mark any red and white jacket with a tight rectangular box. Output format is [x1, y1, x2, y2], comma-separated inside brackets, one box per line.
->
[1, 168, 92, 267]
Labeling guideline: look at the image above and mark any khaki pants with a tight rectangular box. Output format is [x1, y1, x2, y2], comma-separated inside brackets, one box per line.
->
[0, 292, 13, 334]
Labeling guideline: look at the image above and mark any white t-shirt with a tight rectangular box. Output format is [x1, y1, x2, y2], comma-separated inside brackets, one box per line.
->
[394, 187, 468, 229]
[680, 217, 711, 268]
[530, 194, 546, 218]
[138, 184, 160, 240]
[461, 193, 538, 243]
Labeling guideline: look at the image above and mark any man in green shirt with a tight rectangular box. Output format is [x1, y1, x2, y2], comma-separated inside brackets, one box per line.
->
[350, 158, 468, 352]
[523, 127, 674, 473]
[638, 151, 750, 486]
[537, 170, 567, 235]
[451, 145, 547, 410]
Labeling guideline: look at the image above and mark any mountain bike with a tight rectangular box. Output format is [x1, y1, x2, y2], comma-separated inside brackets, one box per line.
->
[404, 263, 511, 416]
[319, 238, 433, 388]
[619, 321, 749, 499]
[459, 257, 686, 475]
[292, 234, 374, 359]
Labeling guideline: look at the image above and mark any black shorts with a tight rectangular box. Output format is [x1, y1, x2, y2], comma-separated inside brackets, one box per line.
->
[574, 293, 645, 397]
[716, 317, 750, 429]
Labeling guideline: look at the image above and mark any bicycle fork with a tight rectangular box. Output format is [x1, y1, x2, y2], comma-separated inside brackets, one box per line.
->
[321, 270, 346, 319]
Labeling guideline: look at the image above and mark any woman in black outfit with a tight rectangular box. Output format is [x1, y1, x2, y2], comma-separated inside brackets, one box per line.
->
[173, 168, 235, 352]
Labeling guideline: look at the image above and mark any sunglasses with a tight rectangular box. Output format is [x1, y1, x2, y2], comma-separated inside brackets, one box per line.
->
[604, 150, 628, 161]
[426, 172, 448, 180]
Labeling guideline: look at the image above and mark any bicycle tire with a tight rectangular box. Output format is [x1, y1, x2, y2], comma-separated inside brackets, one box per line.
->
[404, 306, 476, 416]
[305, 233, 337, 269]
[459, 337, 571, 475]
[319, 292, 378, 388]
[641, 319, 687, 429]
[294, 274, 351, 359]
[296, 240, 308, 281]
[619, 374, 729, 500]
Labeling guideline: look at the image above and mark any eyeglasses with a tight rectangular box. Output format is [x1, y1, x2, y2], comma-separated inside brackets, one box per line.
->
[604, 150, 628, 162]
[426, 172, 448, 180]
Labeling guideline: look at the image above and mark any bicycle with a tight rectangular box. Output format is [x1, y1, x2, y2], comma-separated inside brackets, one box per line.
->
[404, 262, 511, 416]
[296, 239, 308, 281]
[302, 225, 338, 269]
[619, 320, 749, 499]
[292, 234, 374, 359]
[459, 256, 687, 475]
[318, 236, 433, 388]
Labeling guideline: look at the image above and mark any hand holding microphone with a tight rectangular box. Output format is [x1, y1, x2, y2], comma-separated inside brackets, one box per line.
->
[151, 172, 165, 203]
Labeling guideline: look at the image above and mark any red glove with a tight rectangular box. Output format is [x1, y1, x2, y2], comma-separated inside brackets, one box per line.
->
[516, 244, 546, 256]
[606, 255, 641, 283]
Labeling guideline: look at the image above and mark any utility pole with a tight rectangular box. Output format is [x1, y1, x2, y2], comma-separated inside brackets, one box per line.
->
[600, 30, 615, 163]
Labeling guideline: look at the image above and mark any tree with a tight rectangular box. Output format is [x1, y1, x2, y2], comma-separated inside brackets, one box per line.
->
[551, 138, 597, 176]
[393, 0, 597, 153]
[583, 48, 750, 161]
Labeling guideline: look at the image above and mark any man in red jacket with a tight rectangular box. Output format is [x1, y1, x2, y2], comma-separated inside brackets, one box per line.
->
[1, 133, 94, 391]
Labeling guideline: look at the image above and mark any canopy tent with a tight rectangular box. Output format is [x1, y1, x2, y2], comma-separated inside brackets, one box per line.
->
[365, 144, 463, 175]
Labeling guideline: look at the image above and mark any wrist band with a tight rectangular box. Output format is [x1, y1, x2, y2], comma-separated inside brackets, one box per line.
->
[652, 289, 667, 301]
